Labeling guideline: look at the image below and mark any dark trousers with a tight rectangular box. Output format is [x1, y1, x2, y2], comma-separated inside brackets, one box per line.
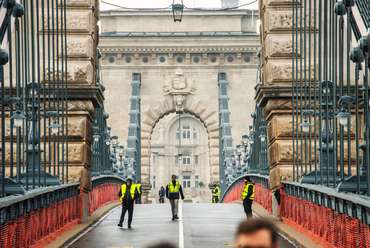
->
[243, 199, 253, 219]
[135, 195, 141, 204]
[212, 196, 219, 203]
[119, 201, 134, 226]
[159, 197, 164, 203]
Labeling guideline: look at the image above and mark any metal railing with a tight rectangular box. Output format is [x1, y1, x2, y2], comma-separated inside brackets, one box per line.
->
[0, 183, 80, 226]
[1, 0, 69, 196]
[281, 181, 370, 225]
[292, 0, 370, 196]
[220, 174, 269, 201]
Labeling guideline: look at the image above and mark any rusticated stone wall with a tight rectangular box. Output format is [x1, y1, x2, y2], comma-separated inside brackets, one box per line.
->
[256, 0, 298, 191]
[63, 0, 102, 192]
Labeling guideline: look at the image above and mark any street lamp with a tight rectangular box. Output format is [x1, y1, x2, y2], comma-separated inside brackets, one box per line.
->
[301, 81, 343, 185]
[300, 111, 313, 133]
[172, 2, 184, 22]
[236, 145, 242, 177]
[19, 82, 61, 187]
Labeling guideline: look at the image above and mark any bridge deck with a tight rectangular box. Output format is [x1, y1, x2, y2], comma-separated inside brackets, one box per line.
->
[63, 203, 296, 248]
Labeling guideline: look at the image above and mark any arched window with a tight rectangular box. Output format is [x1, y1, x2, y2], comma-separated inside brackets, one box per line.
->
[183, 124, 190, 139]
[182, 152, 191, 164]
[193, 127, 198, 140]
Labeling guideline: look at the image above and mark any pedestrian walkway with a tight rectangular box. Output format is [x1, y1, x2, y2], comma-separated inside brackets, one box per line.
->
[54, 203, 301, 248]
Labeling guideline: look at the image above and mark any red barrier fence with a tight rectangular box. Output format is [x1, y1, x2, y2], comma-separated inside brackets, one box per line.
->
[223, 182, 273, 214]
[89, 183, 120, 215]
[0, 183, 121, 248]
[279, 189, 370, 248]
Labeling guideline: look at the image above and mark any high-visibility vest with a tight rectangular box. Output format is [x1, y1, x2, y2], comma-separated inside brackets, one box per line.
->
[213, 187, 220, 196]
[242, 183, 254, 200]
[120, 184, 136, 201]
[167, 181, 180, 192]
[136, 183, 142, 194]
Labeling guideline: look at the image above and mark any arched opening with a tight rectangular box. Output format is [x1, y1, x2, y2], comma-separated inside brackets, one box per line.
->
[147, 113, 211, 203]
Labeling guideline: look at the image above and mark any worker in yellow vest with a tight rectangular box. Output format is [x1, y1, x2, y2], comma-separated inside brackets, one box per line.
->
[212, 184, 220, 203]
[242, 176, 255, 219]
[166, 175, 184, 220]
[117, 178, 139, 228]
[135, 180, 142, 204]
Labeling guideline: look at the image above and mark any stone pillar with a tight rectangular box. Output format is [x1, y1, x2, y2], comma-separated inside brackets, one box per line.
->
[63, 0, 103, 192]
[256, 0, 297, 191]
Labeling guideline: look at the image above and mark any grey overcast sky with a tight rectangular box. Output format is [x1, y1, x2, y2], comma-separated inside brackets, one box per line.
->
[100, 0, 258, 11]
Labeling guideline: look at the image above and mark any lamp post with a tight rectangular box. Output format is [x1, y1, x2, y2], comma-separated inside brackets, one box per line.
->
[259, 126, 269, 175]
[248, 128, 258, 174]
[19, 82, 61, 187]
[236, 145, 242, 177]
[1, 94, 26, 195]
[301, 81, 343, 185]
[117, 147, 126, 179]
[91, 127, 101, 177]
[172, 2, 184, 22]
[241, 135, 249, 175]
[337, 36, 369, 192]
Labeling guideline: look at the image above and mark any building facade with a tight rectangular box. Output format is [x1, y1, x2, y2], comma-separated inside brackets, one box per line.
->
[99, 9, 260, 203]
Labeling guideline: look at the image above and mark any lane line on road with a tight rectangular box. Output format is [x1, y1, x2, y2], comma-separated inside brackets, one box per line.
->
[178, 202, 184, 248]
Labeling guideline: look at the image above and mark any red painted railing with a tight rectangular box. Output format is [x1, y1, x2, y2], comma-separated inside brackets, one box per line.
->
[0, 183, 120, 248]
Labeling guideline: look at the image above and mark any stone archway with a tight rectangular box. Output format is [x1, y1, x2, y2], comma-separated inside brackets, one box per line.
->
[140, 94, 220, 201]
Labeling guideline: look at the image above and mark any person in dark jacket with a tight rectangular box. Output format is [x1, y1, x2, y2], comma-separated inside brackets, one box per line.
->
[166, 175, 184, 220]
[242, 176, 255, 219]
[118, 178, 138, 228]
[158, 186, 165, 203]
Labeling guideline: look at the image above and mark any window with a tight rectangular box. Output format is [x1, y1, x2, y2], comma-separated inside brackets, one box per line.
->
[195, 176, 199, 188]
[195, 155, 199, 165]
[153, 176, 156, 189]
[193, 127, 198, 139]
[182, 152, 191, 164]
[153, 155, 156, 165]
[183, 176, 191, 188]
[183, 124, 190, 139]
[175, 155, 179, 165]
[175, 128, 180, 140]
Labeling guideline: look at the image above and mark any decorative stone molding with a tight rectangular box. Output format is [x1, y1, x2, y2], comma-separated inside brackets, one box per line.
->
[67, 100, 97, 118]
[65, 38, 94, 59]
[42, 61, 94, 85]
[41, 12, 93, 34]
[268, 0, 296, 6]
[100, 46, 260, 54]
[265, 36, 295, 58]
[65, 0, 93, 7]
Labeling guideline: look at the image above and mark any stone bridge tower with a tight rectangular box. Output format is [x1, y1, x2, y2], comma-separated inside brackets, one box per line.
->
[99, 9, 260, 203]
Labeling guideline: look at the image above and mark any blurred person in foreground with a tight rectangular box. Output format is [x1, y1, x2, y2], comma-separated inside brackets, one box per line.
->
[146, 242, 176, 248]
[235, 218, 280, 248]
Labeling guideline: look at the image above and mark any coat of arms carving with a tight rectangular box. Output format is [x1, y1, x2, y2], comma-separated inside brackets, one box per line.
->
[163, 68, 196, 113]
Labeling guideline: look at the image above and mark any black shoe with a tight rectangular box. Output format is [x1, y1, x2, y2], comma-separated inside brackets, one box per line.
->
[128, 225, 132, 229]
[172, 216, 175, 221]
[175, 215, 179, 219]
[117, 223, 123, 227]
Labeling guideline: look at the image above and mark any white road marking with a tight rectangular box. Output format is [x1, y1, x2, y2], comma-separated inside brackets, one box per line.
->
[178, 202, 184, 248]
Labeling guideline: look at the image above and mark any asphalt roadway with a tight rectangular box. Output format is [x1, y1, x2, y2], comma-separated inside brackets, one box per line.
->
[66, 203, 297, 248]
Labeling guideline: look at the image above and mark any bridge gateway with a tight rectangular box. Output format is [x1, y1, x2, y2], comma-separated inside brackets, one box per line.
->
[0, 0, 369, 247]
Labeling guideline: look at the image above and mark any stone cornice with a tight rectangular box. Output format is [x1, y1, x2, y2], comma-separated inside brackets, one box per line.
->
[68, 86, 105, 108]
[254, 85, 294, 107]
[99, 46, 260, 54]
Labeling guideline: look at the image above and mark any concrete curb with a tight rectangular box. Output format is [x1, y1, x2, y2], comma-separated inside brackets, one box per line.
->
[231, 201, 322, 248]
[45, 201, 121, 248]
